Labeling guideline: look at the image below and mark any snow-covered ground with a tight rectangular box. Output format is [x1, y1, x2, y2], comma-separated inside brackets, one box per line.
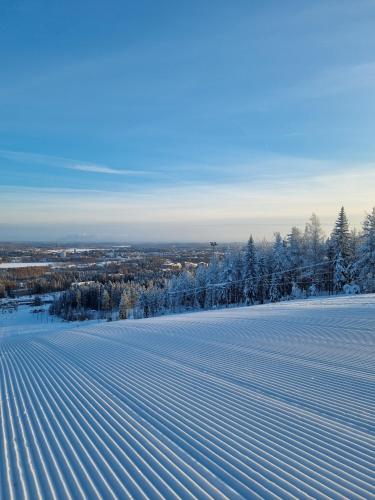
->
[0, 262, 53, 269]
[1, 295, 374, 499]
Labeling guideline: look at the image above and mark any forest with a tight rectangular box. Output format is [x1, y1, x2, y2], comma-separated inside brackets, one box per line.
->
[51, 206, 375, 321]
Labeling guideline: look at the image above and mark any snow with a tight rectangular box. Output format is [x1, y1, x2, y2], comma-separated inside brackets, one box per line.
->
[0, 302, 100, 342]
[0, 262, 52, 269]
[1, 295, 374, 498]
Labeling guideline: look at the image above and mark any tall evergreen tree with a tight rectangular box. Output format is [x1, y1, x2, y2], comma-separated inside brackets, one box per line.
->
[243, 235, 258, 305]
[304, 213, 325, 282]
[204, 257, 220, 309]
[286, 227, 303, 288]
[256, 253, 268, 304]
[333, 252, 347, 292]
[119, 290, 130, 319]
[330, 206, 351, 290]
[332, 206, 351, 262]
[194, 265, 208, 308]
[357, 207, 375, 292]
[271, 232, 288, 297]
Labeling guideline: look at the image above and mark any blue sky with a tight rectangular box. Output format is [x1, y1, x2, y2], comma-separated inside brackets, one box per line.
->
[1, 0, 375, 241]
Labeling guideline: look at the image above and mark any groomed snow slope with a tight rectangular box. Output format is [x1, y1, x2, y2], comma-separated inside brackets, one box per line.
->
[1, 295, 375, 499]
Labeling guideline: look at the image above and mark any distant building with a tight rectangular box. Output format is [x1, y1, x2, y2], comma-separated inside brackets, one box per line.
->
[164, 261, 182, 269]
[184, 262, 198, 270]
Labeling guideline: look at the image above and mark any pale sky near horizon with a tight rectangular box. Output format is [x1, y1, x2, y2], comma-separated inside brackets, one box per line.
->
[1, 0, 374, 242]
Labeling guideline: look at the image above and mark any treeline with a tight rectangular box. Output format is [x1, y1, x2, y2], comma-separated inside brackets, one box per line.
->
[49, 280, 161, 321]
[0, 268, 77, 298]
[51, 206, 375, 321]
[0, 266, 135, 299]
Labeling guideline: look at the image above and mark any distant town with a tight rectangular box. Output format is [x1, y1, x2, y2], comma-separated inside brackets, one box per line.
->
[0, 241, 223, 299]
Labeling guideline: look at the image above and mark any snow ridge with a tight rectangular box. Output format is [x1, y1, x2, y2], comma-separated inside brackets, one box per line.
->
[1, 295, 375, 499]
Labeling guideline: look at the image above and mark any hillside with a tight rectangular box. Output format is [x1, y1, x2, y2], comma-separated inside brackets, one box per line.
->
[1, 295, 375, 499]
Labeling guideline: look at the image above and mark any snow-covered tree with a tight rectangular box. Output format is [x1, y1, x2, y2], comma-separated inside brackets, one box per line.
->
[257, 253, 268, 304]
[204, 257, 220, 309]
[304, 213, 325, 282]
[194, 265, 208, 309]
[286, 227, 304, 289]
[243, 235, 258, 305]
[270, 232, 288, 298]
[357, 207, 375, 292]
[268, 273, 280, 302]
[119, 290, 130, 319]
[101, 289, 111, 312]
[331, 207, 351, 262]
[330, 207, 351, 291]
[291, 282, 303, 299]
[333, 251, 347, 292]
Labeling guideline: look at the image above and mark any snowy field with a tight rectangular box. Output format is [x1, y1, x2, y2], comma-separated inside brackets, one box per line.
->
[0, 262, 53, 269]
[1, 295, 374, 499]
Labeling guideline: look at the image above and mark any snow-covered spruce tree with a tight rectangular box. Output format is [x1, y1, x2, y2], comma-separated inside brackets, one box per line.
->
[348, 228, 361, 284]
[330, 206, 351, 291]
[226, 248, 244, 305]
[177, 271, 195, 310]
[204, 257, 220, 309]
[219, 249, 234, 308]
[256, 253, 268, 304]
[194, 264, 208, 309]
[269, 232, 288, 300]
[303, 213, 325, 287]
[286, 227, 304, 290]
[167, 275, 180, 313]
[243, 235, 258, 305]
[332, 207, 351, 260]
[357, 207, 375, 292]
[137, 289, 148, 318]
[333, 252, 347, 292]
[144, 287, 166, 317]
[268, 272, 280, 302]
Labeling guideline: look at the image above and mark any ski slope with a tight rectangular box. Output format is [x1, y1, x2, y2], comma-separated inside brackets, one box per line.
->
[1, 295, 374, 499]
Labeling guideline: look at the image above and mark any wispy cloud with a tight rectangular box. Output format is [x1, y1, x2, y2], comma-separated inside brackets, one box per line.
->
[66, 164, 150, 176]
[291, 62, 375, 100]
[1, 163, 373, 236]
[246, 62, 375, 113]
[0, 149, 151, 176]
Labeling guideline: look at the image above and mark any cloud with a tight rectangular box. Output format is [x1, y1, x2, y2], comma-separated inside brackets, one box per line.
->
[0, 149, 151, 176]
[1, 162, 373, 240]
[291, 62, 375, 100]
[66, 164, 149, 176]
[243, 62, 375, 113]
